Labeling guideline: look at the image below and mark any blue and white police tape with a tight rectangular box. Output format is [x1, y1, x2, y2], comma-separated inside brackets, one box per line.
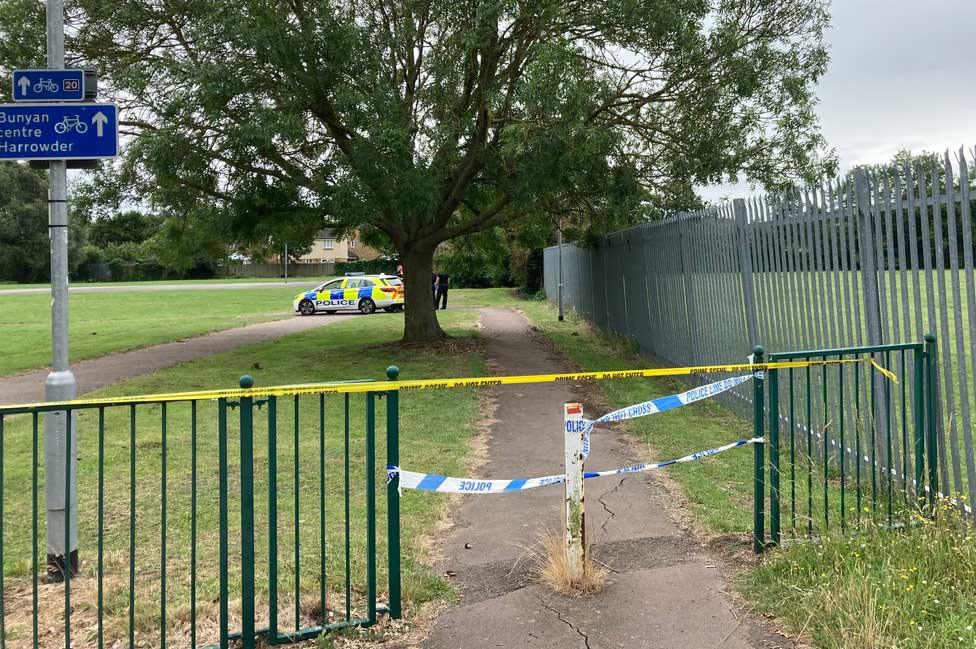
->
[579, 374, 754, 458]
[387, 436, 764, 495]
[582, 437, 763, 478]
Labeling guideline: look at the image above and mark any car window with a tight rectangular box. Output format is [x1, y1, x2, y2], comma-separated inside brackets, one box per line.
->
[384, 277, 402, 286]
[320, 279, 343, 291]
[345, 279, 362, 289]
[359, 279, 375, 287]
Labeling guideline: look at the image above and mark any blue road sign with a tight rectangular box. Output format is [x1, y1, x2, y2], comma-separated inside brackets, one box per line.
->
[12, 70, 86, 102]
[0, 103, 118, 160]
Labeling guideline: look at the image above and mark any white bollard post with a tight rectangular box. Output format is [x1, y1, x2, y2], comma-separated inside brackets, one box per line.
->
[564, 403, 586, 579]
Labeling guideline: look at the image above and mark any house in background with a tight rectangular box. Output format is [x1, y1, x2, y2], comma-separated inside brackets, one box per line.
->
[291, 229, 382, 264]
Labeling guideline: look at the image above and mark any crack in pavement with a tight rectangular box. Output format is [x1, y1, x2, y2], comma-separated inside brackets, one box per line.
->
[537, 595, 591, 649]
[596, 477, 629, 534]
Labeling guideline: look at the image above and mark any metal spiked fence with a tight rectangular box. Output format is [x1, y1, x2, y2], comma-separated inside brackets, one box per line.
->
[546, 148, 976, 518]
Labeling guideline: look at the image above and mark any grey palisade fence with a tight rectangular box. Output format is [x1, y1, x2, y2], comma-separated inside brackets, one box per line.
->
[545, 147, 976, 518]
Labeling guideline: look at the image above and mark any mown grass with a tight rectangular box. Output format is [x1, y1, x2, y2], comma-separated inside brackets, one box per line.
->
[0, 286, 309, 377]
[509, 291, 976, 648]
[0, 307, 486, 647]
[0, 277, 327, 290]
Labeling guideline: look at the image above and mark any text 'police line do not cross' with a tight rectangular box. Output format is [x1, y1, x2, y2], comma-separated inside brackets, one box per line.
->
[1, 69, 118, 160]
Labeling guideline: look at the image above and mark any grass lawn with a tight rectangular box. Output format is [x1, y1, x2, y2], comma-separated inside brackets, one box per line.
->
[0, 277, 328, 290]
[740, 503, 976, 649]
[0, 307, 487, 647]
[0, 286, 308, 377]
[508, 291, 976, 649]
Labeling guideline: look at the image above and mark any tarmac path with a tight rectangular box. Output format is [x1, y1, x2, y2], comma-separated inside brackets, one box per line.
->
[420, 307, 789, 649]
[0, 313, 346, 405]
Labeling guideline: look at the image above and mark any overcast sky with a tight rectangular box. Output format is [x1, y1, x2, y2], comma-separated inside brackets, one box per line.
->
[699, 0, 976, 202]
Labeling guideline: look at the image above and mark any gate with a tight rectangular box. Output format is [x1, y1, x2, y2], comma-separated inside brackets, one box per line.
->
[0, 369, 403, 648]
[752, 336, 940, 552]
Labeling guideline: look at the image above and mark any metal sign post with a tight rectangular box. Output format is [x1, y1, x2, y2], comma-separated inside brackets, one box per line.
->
[563, 403, 586, 579]
[557, 222, 564, 321]
[2, 0, 117, 582]
[43, 0, 76, 582]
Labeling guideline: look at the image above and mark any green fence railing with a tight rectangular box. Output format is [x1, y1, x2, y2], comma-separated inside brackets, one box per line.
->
[753, 336, 940, 551]
[0, 368, 403, 649]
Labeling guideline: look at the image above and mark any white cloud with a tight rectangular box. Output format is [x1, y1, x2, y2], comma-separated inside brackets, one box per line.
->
[698, 0, 976, 202]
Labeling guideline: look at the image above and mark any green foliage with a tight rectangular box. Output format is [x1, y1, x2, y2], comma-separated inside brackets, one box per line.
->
[0, 0, 835, 337]
[87, 210, 159, 248]
[0, 0, 44, 91]
[740, 501, 976, 649]
[0, 162, 49, 282]
[436, 228, 513, 288]
[0, 162, 92, 283]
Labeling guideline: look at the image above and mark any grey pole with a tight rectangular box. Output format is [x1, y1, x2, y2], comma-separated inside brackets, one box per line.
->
[557, 221, 564, 321]
[284, 243, 288, 283]
[44, 0, 79, 582]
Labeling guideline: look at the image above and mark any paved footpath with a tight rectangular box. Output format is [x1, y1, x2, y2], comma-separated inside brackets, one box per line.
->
[0, 314, 343, 405]
[420, 307, 789, 649]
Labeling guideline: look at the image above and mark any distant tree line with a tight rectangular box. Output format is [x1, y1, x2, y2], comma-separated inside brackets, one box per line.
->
[0, 162, 226, 283]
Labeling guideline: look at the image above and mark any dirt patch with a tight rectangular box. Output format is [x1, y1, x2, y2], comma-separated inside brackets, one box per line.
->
[362, 336, 486, 359]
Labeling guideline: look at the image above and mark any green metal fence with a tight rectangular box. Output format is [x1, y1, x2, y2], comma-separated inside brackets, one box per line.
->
[0, 369, 402, 648]
[753, 337, 940, 552]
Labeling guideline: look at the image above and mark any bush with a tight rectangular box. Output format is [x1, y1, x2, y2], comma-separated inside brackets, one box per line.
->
[435, 229, 514, 288]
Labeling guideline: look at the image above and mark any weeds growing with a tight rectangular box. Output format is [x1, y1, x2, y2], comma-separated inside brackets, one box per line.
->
[527, 530, 608, 597]
[740, 500, 976, 649]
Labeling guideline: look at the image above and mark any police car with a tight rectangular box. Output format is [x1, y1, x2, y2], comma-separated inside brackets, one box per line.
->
[294, 274, 405, 315]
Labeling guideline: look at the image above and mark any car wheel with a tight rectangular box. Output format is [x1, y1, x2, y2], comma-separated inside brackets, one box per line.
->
[359, 298, 377, 315]
[299, 299, 316, 316]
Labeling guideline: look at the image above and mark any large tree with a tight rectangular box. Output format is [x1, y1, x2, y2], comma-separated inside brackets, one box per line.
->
[0, 0, 833, 340]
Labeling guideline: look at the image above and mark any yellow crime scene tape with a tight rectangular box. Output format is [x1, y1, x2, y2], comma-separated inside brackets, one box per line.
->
[0, 357, 897, 412]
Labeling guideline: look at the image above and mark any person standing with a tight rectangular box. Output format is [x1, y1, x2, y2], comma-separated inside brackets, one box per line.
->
[435, 271, 450, 310]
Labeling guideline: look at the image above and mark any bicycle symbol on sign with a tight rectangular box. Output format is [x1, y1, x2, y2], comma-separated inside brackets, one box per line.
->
[54, 116, 88, 135]
[33, 79, 60, 93]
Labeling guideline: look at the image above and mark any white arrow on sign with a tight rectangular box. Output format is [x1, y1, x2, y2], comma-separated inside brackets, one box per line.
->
[17, 77, 30, 96]
[92, 111, 108, 137]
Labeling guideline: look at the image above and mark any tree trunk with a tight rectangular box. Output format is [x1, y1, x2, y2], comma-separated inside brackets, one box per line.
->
[400, 242, 447, 342]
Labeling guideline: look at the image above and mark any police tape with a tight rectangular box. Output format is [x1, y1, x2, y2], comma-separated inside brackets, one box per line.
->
[580, 374, 753, 458]
[0, 356, 896, 412]
[387, 437, 765, 495]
